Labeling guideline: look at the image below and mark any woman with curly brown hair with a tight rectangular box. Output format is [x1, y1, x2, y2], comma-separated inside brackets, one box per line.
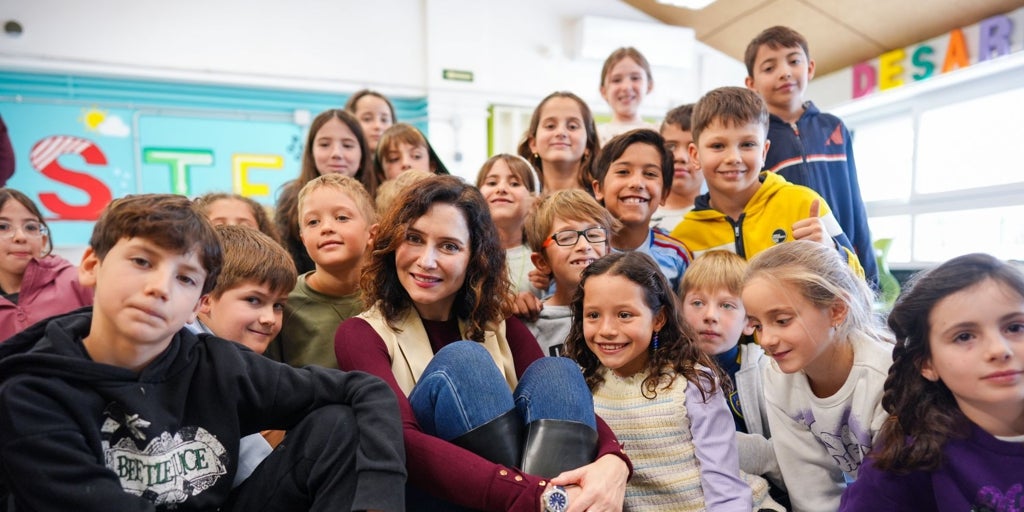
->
[335, 175, 629, 512]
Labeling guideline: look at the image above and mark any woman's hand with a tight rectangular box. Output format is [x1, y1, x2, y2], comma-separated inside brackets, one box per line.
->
[548, 454, 627, 511]
[539, 484, 582, 512]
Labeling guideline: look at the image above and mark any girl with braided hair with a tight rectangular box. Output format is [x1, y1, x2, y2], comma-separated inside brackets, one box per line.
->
[840, 254, 1024, 511]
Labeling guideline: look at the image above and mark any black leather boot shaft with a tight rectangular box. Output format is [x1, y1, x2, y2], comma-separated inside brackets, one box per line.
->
[450, 408, 524, 468]
[520, 419, 599, 478]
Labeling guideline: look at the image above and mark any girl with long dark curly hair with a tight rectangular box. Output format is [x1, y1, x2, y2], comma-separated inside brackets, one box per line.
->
[565, 251, 782, 510]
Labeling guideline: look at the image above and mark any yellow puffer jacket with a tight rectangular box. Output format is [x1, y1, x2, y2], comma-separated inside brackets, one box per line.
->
[670, 172, 864, 278]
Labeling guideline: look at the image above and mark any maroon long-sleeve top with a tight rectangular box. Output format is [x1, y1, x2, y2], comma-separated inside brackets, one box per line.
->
[335, 314, 630, 512]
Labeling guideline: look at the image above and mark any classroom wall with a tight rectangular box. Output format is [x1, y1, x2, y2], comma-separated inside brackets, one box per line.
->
[1, 0, 748, 261]
[1, 0, 747, 179]
[1, 0, 427, 92]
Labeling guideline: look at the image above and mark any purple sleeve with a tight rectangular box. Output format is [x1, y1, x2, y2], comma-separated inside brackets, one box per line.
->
[686, 372, 753, 511]
[838, 456, 934, 511]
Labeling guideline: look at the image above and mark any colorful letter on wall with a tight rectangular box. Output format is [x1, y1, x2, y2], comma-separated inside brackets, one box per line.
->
[852, 63, 878, 99]
[30, 136, 113, 221]
[979, 15, 1013, 62]
[878, 49, 906, 90]
[911, 46, 935, 81]
[843, 7, 1024, 101]
[231, 153, 283, 198]
[142, 148, 215, 196]
[942, 28, 970, 73]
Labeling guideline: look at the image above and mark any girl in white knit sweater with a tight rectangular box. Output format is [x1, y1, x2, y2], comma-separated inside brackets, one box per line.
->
[566, 251, 779, 511]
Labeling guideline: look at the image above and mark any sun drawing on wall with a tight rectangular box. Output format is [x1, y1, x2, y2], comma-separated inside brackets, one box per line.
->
[78, 107, 131, 137]
[80, 107, 107, 131]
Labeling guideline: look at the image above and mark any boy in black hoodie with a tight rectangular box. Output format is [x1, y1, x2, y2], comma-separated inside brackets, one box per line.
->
[0, 194, 405, 511]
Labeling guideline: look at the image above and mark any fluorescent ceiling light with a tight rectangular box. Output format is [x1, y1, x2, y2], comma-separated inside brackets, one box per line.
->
[656, 0, 717, 10]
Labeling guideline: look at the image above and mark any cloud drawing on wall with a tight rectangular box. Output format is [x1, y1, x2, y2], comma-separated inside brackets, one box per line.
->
[97, 115, 131, 137]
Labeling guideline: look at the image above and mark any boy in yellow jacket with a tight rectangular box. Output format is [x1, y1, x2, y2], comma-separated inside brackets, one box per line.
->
[670, 87, 863, 278]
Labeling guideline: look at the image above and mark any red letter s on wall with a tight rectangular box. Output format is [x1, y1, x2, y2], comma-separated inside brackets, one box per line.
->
[30, 136, 113, 221]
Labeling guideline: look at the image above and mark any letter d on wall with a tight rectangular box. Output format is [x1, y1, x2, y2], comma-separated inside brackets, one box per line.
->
[851, 63, 877, 99]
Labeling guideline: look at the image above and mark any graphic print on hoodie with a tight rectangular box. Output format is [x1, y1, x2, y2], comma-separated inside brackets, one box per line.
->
[101, 401, 229, 504]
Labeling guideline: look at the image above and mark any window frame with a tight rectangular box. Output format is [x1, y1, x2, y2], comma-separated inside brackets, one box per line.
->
[832, 52, 1024, 267]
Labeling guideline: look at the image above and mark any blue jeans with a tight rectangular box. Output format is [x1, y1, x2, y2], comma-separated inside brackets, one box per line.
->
[408, 341, 596, 441]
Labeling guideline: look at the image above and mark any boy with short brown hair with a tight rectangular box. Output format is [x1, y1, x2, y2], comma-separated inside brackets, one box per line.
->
[523, 189, 620, 355]
[592, 128, 691, 291]
[669, 86, 864, 278]
[744, 25, 878, 286]
[0, 193, 405, 511]
[195, 224, 296, 355]
[188, 224, 297, 485]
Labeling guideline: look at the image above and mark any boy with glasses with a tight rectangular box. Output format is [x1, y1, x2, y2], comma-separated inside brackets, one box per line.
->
[523, 190, 619, 355]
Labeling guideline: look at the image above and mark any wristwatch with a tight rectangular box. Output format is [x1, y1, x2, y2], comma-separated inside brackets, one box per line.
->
[541, 485, 569, 512]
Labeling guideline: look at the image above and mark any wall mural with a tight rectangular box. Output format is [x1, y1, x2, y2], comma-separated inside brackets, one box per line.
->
[0, 72, 428, 247]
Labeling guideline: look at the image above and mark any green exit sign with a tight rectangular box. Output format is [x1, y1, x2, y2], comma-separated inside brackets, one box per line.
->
[442, 69, 474, 82]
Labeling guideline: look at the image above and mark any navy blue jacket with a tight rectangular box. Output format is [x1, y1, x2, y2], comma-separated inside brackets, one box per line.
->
[764, 102, 879, 287]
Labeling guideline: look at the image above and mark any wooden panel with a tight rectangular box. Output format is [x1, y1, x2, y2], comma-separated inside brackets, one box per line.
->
[700, 0, 887, 75]
[681, 0, 776, 37]
[623, 0, 1024, 75]
[808, 0, 1024, 49]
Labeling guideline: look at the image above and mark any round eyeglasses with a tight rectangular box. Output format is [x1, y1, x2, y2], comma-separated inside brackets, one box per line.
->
[0, 221, 49, 239]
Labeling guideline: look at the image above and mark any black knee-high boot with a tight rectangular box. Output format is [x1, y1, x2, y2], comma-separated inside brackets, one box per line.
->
[520, 420, 599, 478]
[450, 409, 524, 469]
